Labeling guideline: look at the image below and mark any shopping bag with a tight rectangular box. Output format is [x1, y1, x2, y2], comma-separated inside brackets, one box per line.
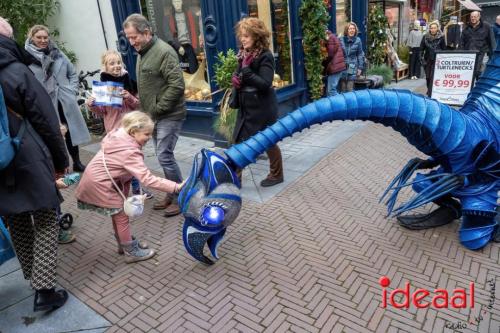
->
[0, 217, 15, 265]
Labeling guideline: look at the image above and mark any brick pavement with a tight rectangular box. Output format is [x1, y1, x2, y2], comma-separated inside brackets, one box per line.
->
[57, 119, 499, 332]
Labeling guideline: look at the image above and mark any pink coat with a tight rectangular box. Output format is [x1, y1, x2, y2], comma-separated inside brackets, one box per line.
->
[76, 128, 176, 208]
[88, 92, 139, 133]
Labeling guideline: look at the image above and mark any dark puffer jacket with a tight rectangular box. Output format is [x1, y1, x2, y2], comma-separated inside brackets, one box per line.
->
[324, 31, 345, 75]
[0, 35, 68, 216]
[232, 49, 278, 142]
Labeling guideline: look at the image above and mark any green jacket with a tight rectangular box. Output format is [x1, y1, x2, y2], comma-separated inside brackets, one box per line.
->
[136, 37, 186, 121]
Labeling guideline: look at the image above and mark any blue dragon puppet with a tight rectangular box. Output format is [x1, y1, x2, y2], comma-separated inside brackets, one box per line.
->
[178, 45, 499, 264]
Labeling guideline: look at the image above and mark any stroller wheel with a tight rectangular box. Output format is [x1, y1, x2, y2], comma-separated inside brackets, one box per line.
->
[59, 213, 73, 230]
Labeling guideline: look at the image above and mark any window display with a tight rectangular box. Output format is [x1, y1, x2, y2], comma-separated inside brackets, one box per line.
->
[247, 0, 294, 88]
[336, 0, 350, 36]
[147, 0, 211, 101]
[385, 5, 399, 47]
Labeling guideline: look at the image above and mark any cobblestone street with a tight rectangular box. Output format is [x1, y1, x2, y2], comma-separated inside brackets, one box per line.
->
[1, 81, 499, 332]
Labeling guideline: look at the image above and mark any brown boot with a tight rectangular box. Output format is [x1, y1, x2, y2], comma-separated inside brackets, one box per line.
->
[260, 145, 283, 187]
[164, 203, 181, 217]
[153, 195, 172, 210]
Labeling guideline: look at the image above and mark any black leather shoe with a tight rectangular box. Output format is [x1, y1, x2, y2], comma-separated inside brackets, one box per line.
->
[397, 206, 459, 230]
[34, 288, 68, 312]
[73, 161, 86, 172]
[260, 177, 284, 187]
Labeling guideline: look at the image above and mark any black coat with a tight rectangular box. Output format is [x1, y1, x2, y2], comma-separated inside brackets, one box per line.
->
[233, 49, 279, 142]
[420, 33, 446, 65]
[0, 35, 69, 216]
[460, 20, 496, 56]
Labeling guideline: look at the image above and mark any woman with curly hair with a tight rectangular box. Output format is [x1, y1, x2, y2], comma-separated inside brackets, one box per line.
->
[231, 17, 284, 187]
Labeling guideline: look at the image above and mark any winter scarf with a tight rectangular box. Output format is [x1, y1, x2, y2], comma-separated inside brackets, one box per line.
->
[423, 30, 444, 50]
[424, 29, 443, 42]
[237, 47, 263, 65]
[24, 39, 61, 79]
[100, 71, 138, 95]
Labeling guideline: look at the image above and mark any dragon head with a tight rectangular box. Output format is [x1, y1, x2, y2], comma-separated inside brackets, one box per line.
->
[178, 149, 242, 264]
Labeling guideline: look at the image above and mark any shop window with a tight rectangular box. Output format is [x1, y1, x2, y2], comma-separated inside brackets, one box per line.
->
[385, 4, 400, 47]
[336, 0, 351, 36]
[147, 0, 211, 102]
[247, 0, 294, 88]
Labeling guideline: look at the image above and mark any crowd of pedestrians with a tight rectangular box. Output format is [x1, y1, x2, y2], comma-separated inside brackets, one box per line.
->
[323, 11, 496, 97]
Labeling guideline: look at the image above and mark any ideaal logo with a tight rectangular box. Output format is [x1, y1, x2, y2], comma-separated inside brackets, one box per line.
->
[379, 276, 475, 309]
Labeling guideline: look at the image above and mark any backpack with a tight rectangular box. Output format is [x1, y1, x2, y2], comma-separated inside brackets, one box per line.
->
[0, 86, 26, 170]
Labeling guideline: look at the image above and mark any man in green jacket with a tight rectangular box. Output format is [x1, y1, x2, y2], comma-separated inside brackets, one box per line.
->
[124, 14, 186, 216]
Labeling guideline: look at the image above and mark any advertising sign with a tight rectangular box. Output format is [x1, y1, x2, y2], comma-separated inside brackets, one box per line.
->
[431, 51, 477, 106]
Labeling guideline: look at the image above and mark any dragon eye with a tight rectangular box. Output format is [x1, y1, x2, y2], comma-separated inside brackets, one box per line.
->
[201, 205, 225, 225]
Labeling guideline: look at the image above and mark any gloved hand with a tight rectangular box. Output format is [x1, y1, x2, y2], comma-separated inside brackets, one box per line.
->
[231, 74, 241, 89]
[242, 54, 254, 68]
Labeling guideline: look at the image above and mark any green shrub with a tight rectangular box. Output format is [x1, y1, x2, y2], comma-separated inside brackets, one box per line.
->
[397, 44, 409, 64]
[213, 49, 238, 90]
[299, 0, 330, 100]
[213, 49, 239, 143]
[0, 1, 78, 64]
[367, 65, 393, 85]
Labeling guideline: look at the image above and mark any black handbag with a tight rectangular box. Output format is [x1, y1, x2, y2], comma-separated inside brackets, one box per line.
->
[228, 87, 239, 109]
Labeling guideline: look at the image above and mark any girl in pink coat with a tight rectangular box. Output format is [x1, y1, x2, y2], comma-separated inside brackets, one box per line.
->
[76, 111, 182, 263]
[85, 50, 139, 133]
[86, 50, 154, 199]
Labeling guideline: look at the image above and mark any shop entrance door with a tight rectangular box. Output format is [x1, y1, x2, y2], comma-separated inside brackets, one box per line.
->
[110, 0, 142, 81]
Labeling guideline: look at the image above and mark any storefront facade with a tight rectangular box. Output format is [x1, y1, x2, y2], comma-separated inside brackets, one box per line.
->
[110, 0, 367, 145]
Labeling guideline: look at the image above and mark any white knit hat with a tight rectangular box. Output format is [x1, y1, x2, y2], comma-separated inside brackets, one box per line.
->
[0, 17, 13, 38]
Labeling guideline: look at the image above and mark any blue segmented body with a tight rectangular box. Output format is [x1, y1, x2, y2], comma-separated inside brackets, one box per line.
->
[180, 45, 499, 263]
[225, 46, 499, 250]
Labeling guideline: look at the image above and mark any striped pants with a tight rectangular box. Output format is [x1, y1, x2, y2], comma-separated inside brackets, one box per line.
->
[4, 209, 59, 290]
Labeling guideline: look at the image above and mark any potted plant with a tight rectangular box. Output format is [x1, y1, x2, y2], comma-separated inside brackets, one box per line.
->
[213, 49, 239, 143]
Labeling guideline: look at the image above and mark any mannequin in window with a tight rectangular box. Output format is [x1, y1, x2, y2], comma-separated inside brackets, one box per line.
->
[386, 23, 405, 69]
[163, 0, 200, 73]
[406, 20, 423, 79]
[444, 16, 461, 49]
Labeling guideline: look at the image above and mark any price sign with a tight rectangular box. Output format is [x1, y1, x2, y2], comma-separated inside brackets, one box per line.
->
[431, 52, 477, 106]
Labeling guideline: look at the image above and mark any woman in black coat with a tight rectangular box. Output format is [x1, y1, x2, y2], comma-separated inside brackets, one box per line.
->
[420, 21, 446, 97]
[231, 17, 283, 187]
[0, 18, 70, 312]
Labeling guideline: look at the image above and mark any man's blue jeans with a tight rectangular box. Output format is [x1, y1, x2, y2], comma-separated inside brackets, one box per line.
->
[153, 118, 183, 184]
[327, 72, 342, 96]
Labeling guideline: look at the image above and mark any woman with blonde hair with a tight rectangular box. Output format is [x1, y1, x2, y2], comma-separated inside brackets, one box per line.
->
[25, 25, 90, 172]
[76, 111, 183, 263]
[420, 21, 446, 96]
[231, 17, 284, 187]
